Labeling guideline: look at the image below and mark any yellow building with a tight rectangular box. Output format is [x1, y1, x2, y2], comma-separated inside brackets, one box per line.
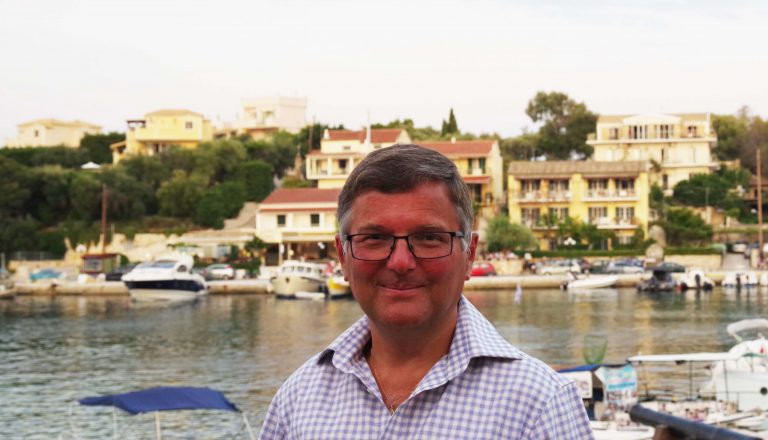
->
[587, 113, 718, 193]
[256, 188, 341, 265]
[111, 109, 213, 163]
[305, 128, 411, 188]
[4, 118, 101, 148]
[420, 140, 505, 210]
[507, 161, 651, 250]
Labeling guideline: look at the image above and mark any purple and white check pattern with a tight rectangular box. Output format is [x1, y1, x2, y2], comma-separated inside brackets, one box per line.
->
[260, 296, 594, 439]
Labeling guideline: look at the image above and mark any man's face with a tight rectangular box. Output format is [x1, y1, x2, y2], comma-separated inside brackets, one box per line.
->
[335, 182, 477, 333]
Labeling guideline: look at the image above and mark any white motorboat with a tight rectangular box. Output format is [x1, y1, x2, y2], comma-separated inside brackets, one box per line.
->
[629, 319, 768, 412]
[271, 260, 329, 299]
[677, 268, 714, 291]
[563, 272, 618, 290]
[122, 254, 207, 302]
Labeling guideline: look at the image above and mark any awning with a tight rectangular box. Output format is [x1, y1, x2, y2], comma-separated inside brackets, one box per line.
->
[463, 176, 490, 184]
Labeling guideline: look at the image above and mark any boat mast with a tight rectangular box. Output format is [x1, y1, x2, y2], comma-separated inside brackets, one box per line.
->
[101, 184, 108, 256]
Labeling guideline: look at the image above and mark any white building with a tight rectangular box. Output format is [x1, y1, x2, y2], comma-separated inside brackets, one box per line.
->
[217, 96, 307, 139]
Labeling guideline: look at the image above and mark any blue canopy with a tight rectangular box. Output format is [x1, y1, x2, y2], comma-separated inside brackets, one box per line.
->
[79, 386, 240, 415]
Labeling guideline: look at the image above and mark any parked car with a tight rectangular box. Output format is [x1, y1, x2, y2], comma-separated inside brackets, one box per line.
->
[731, 241, 748, 253]
[104, 264, 137, 281]
[605, 260, 644, 274]
[587, 259, 610, 274]
[30, 268, 66, 282]
[654, 261, 686, 273]
[538, 259, 581, 275]
[203, 263, 235, 280]
[471, 262, 497, 277]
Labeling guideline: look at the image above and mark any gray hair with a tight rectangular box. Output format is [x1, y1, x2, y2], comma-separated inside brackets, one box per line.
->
[337, 144, 474, 250]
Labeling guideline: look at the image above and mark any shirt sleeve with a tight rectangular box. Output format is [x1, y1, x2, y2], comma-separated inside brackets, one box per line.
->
[259, 386, 287, 440]
[524, 381, 595, 440]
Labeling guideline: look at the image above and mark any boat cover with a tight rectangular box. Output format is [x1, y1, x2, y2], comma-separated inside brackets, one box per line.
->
[628, 352, 742, 363]
[727, 319, 768, 340]
[79, 386, 239, 414]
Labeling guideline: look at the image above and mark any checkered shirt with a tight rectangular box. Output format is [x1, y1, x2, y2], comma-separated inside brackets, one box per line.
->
[260, 296, 594, 439]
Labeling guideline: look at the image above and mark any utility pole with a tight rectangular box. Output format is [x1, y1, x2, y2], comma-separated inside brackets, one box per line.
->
[101, 184, 108, 255]
[758, 149, 764, 267]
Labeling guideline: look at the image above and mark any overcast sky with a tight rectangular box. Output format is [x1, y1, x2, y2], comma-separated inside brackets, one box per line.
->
[1, 0, 767, 143]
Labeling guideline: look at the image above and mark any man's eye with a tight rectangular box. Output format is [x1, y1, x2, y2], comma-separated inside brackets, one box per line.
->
[360, 234, 389, 242]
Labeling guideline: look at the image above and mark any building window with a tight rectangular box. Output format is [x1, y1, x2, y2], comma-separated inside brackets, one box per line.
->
[616, 179, 635, 196]
[479, 158, 486, 173]
[629, 125, 647, 140]
[659, 124, 671, 139]
[277, 215, 286, 227]
[687, 125, 698, 137]
[310, 214, 320, 227]
[609, 127, 619, 140]
[521, 208, 540, 226]
[616, 207, 635, 223]
[588, 207, 608, 224]
[185, 121, 193, 129]
[34, 129, 39, 137]
[587, 179, 608, 197]
[662, 174, 669, 190]
[338, 159, 347, 170]
[343, 145, 351, 150]
[548, 207, 568, 220]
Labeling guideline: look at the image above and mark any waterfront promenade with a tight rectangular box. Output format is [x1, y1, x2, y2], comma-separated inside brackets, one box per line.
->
[12, 270, 756, 296]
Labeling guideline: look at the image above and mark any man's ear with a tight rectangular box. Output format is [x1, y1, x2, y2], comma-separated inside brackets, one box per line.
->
[465, 232, 479, 280]
[335, 234, 348, 279]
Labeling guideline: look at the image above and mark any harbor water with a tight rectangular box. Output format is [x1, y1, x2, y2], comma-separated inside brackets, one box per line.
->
[2, 287, 767, 438]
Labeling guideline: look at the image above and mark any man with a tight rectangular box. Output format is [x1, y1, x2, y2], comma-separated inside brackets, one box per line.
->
[260, 144, 593, 439]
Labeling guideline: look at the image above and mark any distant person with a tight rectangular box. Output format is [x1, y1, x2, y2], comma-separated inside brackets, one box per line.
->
[260, 144, 593, 439]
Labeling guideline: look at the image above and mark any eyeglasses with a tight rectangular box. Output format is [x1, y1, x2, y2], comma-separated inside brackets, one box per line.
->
[344, 232, 464, 261]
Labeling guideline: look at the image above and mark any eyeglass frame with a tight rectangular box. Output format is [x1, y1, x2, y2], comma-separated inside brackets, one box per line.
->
[342, 231, 466, 261]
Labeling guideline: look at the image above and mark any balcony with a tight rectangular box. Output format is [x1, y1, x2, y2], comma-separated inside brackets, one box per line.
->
[583, 189, 638, 201]
[516, 191, 572, 202]
[589, 217, 639, 229]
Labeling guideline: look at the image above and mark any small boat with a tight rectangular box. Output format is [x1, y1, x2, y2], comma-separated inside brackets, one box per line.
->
[122, 254, 207, 302]
[677, 268, 714, 291]
[0, 269, 15, 299]
[563, 272, 618, 290]
[62, 386, 255, 439]
[271, 260, 329, 299]
[636, 268, 676, 292]
[326, 274, 353, 299]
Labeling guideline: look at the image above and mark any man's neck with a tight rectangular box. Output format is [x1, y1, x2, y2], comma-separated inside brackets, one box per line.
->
[367, 309, 458, 367]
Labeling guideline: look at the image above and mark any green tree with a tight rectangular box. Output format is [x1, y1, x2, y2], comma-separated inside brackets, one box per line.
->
[28, 166, 73, 225]
[499, 132, 541, 162]
[441, 108, 459, 136]
[198, 139, 248, 184]
[655, 208, 713, 246]
[100, 168, 153, 220]
[525, 91, 597, 159]
[281, 176, 313, 188]
[0, 156, 32, 218]
[156, 171, 208, 218]
[79, 132, 125, 164]
[194, 181, 247, 228]
[0, 217, 40, 254]
[485, 216, 538, 252]
[712, 113, 748, 160]
[244, 132, 297, 178]
[235, 160, 274, 201]
[68, 172, 102, 221]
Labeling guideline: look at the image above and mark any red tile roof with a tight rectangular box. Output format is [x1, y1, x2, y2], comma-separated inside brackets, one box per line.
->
[260, 188, 341, 205]
[420, 140, 495, 157]
[463, 176, 491, 184]
[325, 129, 405, 143]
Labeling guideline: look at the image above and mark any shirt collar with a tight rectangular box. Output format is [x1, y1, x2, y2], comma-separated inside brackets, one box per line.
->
[320, 296, 523, 375]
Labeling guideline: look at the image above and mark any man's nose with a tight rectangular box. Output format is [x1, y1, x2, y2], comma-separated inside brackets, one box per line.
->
[386, 237, 416, 272]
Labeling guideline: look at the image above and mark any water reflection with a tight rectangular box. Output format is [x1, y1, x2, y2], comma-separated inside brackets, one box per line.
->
[2, 288, 768, 437]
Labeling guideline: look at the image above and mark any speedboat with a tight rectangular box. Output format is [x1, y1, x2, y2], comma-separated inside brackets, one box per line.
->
[563, 272, 618, 290]
[122, 254, 207, 302]
[271, 260, 329, 299]
[677, 268, 714, 291]
[636, 268, 676, 293]
[60, 386, 255, 439]
[0, 269, 15, 299]
[630, 319, 768, 412]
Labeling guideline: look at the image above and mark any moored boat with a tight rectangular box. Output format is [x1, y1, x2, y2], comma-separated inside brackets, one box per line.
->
[563, 272, 618, 290]
[326, 274, 352, 299]
[271, 260, 329, 299]
[677, 268, 714, 291]
[636, 268, 676, 292]
[122, 254, 207, 302]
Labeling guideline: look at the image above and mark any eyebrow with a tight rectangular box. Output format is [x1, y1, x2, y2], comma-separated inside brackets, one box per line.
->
[352, 224, 450, 233]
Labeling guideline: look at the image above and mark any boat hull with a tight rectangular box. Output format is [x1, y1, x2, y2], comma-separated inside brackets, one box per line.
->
[272, 275, 325, 299]
[126, 280, 207, 302]
[567, 275, 618, 290]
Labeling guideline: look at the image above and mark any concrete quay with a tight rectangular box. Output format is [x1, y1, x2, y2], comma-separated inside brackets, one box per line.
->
[15, 279, 273, 296]
[12, 270, 766, 296]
